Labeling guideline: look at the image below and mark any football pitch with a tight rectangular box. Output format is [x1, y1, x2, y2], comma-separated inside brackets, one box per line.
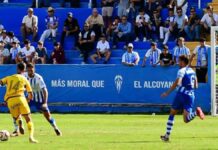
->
[0, 114, 217, 150]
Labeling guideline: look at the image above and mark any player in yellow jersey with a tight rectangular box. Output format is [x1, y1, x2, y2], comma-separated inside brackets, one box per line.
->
[0, 63, 38, 143]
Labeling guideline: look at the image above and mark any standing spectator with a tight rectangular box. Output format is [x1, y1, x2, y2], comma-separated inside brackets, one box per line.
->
[40, 7, 59, 43]
[60, 0, 80, 8]
[91, 34, 111, 64]
[51, 42, 65, 64]
[159, 8, 175, 45]
[145, 0, 162, 18]
[7, 31, 20, 49]
[135, 8, 151, 42]
[106, 16, 120, 41]
[19, 39, 35, 63]
[173, 37, 190, 64]
[60, 12, 80, 49]
[78, 23, 95, 64]
[173, 8, 188, 38]
[34, 41, 47, 64]
[150, 9, 162, 40]
[102, 0, 114, 28]
[190, 38, 210, 83]
[184, 7, 200, 41]
[201, 5, 218, 39]
[0, 30, 9, 45]
[112, 15, 133, 49]
[10, 41, 20, 64]
[21, 8, 38, 42]
[169, 0, 188, 15]
[86, 8, 104, 41]
[0, 41, 10, 64]
[117, 0, 129, 18]
[142, 42, 161, 67]
[122, 43, 140, 66]
[160, 45, 173, 66]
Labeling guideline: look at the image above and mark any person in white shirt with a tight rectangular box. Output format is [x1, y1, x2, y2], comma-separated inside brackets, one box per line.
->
[173, 37, 190, 64]
[135, 8, 151, 42]
[0, 41, 10, 64]
[10, 41, 21, 64]
[122, 43, 140, 66]
[91, 34, 111, 64]
[169, 0, 188, 15]
[142, 42, 162, 67]
[0, 30, 10, 45]
[201, 5, 218, 38]
[19, 39, 35, 63]
[21, 8, 38, 42]
[190, 38, 210, 83]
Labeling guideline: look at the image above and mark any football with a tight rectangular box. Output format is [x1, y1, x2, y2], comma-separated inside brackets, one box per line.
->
[0, 130, 10, 141]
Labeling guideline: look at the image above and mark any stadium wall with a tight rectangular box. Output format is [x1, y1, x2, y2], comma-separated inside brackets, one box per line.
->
[0, 65, 211, 113]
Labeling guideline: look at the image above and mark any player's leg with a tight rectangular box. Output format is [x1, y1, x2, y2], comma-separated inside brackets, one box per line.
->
[11, 115, 24, 136]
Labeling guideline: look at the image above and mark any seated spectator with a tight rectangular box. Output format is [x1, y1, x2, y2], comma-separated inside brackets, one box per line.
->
[60, 0, 80, 8]
[201, 5, 218, 39]
[190, 38, 210, 83]
[169, 0, 188, 15]
[160, 45, 173, 66]
[31, 0, 50, 8]
[173, 37, 190, 64]
[78, 23, 95, 64]
[106, 16, 120, 41]
[142, 42, 161, 67]
[102, 0, 114, 28]
[19, 39, 35, 63]
[173, 8, 188, 38]
[21, 8, 38, 42]
[112, 15, 134, 49]
[122, 43, 140, 66]
[159, 8, 175, 45]
[7, 31, 20, 49]
[60, 12, 80, 49]
[135, 8, 151, 42]
[184, 7, 200, 41]
[34, 41, 47, 64]
[150, 9, 162, 40]
[51, 42, 65, 64]
[40, 7, 58, 43]
[145, 0, 162, 18]
[127, 0, 145, 22]
[0, 30, 9, 46]
[0, 41, 10, 64]
[86, 8, 104, 41]
[91, 34, 111, 64]
[117, 0, 129, 18]
[10, 41, 20, 64]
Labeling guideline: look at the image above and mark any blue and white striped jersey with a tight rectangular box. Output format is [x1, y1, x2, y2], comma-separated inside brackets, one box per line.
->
[24, 73, 47, 103]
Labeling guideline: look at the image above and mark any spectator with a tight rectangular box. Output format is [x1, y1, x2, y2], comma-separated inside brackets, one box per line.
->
[122, 43, 140, 66]
[160, 45, 173, 66]
[201, 5, 218, 39]
[190, 38, 210, 83]
[40, 7, 58, 43]
[60, 12, 80, 49]
[0, 30, 9, 45]
[91, 34, 111, 64]
[112, 15, 133, 49]
[169, 0, 188, 15]
[10, 41, 20, 64]
[31, 0, 50, 8]
[78, 23, 95, 64]
[51, 42, 65, 64]
[150, 9, 162, 40]
[34, 41, 47, 64]
[135, 8, 151, 42]
[142, 42, 161, 67]
[145, 0, 162, 18]
[86, 8, 104, 41]
[21, 8, 38, 42]
[0, 24, 4, 34]
[173, 37, 190, 64]
[117, 0, 129, 18]
[173, 8, 188, 38]
[60, 0, 80, 8]
[19, 39, 35, 63]
[106, 16, 120, 41]
[102, 0, 114, 28]
[159, 8, 175, 45]
[127, 0, 145, 22]
[0, 41, 10, 64]
[7, 31, 20, 49]
[184, 7, 200, 41]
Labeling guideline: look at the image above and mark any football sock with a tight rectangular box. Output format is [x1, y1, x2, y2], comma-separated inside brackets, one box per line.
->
[27, 121, 34, 138]
[13, 118, 19, 132]
[186, 112, 197, 123]
[166, 115, 175, 138]
[49, 118, 57, 129]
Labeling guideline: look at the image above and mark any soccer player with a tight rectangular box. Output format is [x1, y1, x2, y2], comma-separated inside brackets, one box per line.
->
[0, 63, 38, 143]
[160, 55, 205, 142]
[13, 63, 62, 136]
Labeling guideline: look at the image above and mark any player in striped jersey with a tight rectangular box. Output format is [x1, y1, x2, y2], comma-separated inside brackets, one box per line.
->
[13, 63, 62, 136]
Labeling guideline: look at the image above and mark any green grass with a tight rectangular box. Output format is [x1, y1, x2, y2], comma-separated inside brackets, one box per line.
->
[0, 114, 217, 150]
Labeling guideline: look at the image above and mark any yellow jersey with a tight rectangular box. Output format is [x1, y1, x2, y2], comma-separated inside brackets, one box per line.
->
[1, 74, 32, 101]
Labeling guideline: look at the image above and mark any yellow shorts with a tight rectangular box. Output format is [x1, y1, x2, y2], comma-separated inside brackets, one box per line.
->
[7, 97, 30, 118]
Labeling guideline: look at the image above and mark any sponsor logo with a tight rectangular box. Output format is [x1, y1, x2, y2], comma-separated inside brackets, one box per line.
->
[114, 75, 123, 93]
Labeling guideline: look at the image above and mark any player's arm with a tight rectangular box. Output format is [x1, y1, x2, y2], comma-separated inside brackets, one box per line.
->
[194, 76, 198, 89]
[25, 78, 33, 102]
[161, 78, 182, 97]
[42, 87, 48, 104]
[0, 77, 7, 86]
